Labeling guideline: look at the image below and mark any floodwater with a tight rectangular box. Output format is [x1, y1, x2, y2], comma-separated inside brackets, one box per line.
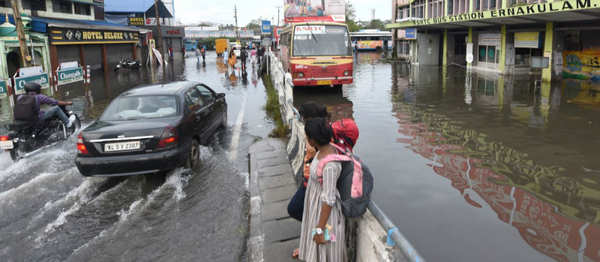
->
[0, 52, 273, 261]
[294, 52, 600, 262]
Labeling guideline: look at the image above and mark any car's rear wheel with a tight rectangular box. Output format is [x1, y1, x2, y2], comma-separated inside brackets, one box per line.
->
[185, 139, 200, 169]
[221, 112, 227, 129]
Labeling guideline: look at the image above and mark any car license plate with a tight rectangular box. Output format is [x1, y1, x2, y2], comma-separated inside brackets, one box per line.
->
[104, 141, 140, 152]
[0, 140, 13, 150]
[317, 80, 332, 85]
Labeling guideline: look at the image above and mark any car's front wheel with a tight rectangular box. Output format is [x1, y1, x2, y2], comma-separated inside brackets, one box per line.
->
[185, 139, 200, 169]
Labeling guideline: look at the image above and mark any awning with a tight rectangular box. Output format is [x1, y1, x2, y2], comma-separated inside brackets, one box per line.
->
[31, 17, 141, 33]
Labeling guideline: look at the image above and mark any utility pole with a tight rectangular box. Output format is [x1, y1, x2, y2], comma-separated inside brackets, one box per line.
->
[10, 0, 31, 67]
[234, 4, 239, 41]
[154, 0, 166, 73]
[276, 6, 280, 27]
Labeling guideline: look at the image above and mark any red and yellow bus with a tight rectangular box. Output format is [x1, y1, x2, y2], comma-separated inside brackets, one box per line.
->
[279, 22, 353, 88]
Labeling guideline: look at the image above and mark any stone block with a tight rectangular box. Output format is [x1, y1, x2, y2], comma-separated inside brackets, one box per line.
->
[262, 218, 301, 244]
[261, 185, 296, 203]
[262, 200, 291, 221]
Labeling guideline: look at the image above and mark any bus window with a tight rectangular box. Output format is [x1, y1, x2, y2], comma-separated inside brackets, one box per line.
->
[293, 25, 351, 56]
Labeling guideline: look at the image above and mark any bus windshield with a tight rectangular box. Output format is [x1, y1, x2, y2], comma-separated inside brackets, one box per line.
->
[293, 25, 350, 57]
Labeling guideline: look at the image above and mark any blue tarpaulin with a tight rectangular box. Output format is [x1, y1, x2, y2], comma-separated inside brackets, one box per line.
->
[30, 16, 140, 33]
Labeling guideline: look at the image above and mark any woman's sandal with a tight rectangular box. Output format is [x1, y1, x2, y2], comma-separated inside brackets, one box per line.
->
[291, 248, 299, 259]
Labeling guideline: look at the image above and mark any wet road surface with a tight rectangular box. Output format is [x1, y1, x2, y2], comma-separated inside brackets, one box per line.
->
[0, 52, 274, 261]
[2, 50, 600, 262]
[294, 52, 600, 262]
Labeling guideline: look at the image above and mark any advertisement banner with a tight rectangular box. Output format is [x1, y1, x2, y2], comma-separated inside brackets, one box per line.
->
[397, 28, 416, 40]
[0, 80, 7, 98]
[563, 50, 600, 81]
[128, 17, 145, 26]
[356, 40, 383, 50]
[514, 32, 540, 48]
[57, 67, 84, 86]
[284, 0, 346, 22]
[261, 20, 272, 34]
[14, 73, 50, 95]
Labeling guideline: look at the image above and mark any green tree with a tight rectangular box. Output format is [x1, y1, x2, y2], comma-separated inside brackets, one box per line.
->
[345, 2, 362, 32]
[367, 19, 386, 31]
[246, 19, 261, 34]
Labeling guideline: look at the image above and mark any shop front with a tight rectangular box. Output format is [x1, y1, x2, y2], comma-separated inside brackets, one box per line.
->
[0, 15, 52, 122]
[31, 17, 141, 88]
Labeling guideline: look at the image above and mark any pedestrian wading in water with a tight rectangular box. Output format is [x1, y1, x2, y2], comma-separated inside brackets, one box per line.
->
[298, 117, 347, 262]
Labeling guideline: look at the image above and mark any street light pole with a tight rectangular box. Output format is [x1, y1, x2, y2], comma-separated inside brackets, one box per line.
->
[10, 0, 31, 67]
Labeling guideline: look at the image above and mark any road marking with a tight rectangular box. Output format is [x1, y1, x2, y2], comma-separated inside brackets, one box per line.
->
[229, 93, 247, 161]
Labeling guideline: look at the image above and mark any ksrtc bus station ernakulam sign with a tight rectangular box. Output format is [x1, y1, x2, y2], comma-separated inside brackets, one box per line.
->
[388, 0, 600, 28]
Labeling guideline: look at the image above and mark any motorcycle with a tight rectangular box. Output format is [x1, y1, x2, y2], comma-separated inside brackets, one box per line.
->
[1, 106, 81, 161]
[114, 58, 141, 72]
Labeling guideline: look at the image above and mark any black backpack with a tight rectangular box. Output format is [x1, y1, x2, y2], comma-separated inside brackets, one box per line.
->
[14, 95, 39, 122]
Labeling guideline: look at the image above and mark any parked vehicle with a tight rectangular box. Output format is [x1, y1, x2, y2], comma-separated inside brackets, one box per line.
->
[1, 105, 80, 161]
[215, 38, 228, 57]
[75, 81, 227, 177]
[115, 58, 141, 71]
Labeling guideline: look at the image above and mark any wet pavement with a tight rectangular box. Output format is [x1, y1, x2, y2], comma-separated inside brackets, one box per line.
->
[293, 52, 600, 262]
[0, 52, 274, 261]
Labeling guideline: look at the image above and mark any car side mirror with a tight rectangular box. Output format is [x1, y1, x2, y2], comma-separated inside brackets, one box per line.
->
[216, 93, 225, 99]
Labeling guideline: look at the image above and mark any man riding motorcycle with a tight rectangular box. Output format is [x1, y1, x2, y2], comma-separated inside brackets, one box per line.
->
[14, 82, 74, 128]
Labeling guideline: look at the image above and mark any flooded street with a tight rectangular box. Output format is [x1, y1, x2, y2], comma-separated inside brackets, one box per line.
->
[1, 50, 599, 262]
[0, 52, 273, 261]
[294, 53, 600, 262]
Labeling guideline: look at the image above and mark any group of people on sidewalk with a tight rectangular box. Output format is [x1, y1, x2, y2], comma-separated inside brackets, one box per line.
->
[288, 102, 360, 262]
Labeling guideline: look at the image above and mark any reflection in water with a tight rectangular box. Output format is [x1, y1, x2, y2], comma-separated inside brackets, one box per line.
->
[390, 62, 600, 262]
[293, 87, 354, 121]
[68, 59, 185, 121]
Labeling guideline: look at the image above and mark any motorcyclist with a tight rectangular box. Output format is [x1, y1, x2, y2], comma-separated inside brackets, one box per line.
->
[14, 82, 74, 127]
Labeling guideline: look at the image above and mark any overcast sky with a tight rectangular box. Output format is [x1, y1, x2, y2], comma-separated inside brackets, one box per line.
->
[174, 0, 391, 26]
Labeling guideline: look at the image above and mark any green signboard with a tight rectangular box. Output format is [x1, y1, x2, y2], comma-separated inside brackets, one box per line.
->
[14, 73, 50, 95]
[57, 67, 84, 86]
[387, 0, 600, 28]
[0, 80, 6, 98]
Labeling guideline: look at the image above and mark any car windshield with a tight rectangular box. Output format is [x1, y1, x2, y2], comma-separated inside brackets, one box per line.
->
[293, 25, 351, 56]
[100, 95, 179, 121]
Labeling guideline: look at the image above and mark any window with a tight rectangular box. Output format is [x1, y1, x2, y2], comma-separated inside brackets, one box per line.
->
[412, 0, 425, 18]
[23, 0, 47, 11]
[100, 96, 179, 121]
[185, 88, 204, 109]
[53, 0, 72, 13]
[448, 0, 454, 15]
[293, 25, 351, 56]
[0, 0, 9, 7]
[398, 40, 410, 55]
[195, 85, 215, 105]
[74, 3, 91, 15]
[478, 45, 499, 63]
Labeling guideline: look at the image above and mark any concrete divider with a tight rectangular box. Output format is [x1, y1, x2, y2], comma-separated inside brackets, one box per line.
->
[265, 51, 425, 262]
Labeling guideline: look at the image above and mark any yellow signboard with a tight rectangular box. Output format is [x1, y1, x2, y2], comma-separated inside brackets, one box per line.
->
[563, 50, 600, 81]
[387, 0, 600, 28]
[514, 32, 540, 48]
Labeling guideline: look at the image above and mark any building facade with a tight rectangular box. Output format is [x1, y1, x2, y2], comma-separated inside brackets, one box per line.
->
[388, 0, 600, 83]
